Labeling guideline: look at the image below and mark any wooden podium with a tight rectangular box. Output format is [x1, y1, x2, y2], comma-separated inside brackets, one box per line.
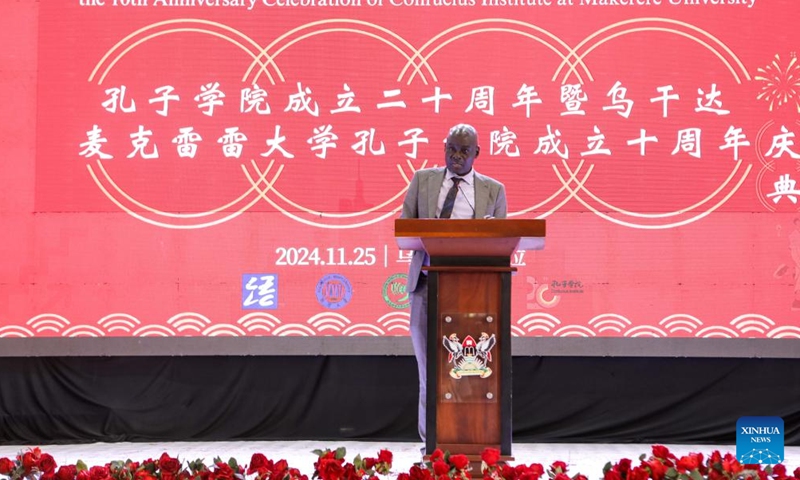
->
[395, 219, 546, 459]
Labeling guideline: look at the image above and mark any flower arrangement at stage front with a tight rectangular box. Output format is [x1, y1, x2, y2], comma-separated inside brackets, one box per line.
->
[0, 445, 798, 480]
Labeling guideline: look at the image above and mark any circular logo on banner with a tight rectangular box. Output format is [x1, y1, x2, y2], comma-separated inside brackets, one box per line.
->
[316, 274, 353, 309]
[382, 273, 410, 309]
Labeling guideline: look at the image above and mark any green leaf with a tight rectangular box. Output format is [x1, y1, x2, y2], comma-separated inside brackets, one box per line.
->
[603, 462, 613, 474]
[689, 470, 704, 480]
[188, 459, 207, 473]
[334, 447, 346, 460]
[76, 460, 88, 472]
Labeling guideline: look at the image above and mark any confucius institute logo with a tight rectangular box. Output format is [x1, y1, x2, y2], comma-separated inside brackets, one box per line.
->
[382, 273, 410, 309]
[315, 273, 353, 310]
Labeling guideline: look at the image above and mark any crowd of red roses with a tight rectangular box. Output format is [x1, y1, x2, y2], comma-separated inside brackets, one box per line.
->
[0, 445, 797, 480]
[602, 445, 800, 480]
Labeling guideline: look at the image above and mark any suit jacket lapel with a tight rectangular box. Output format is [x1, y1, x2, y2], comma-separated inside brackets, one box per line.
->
[473, 173, 490, 219]
[426, 169, 445, 218]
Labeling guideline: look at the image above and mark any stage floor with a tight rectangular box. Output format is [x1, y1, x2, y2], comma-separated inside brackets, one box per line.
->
[0, 442, 797, 476]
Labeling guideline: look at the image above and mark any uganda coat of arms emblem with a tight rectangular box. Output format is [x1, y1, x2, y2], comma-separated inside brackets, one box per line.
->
[442, 332, 497, 379]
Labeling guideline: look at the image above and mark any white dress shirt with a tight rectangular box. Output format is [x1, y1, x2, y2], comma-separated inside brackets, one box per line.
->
[435, 169, 476, 219]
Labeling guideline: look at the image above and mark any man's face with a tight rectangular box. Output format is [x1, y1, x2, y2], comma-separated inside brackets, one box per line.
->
[444, 131, 479, 176]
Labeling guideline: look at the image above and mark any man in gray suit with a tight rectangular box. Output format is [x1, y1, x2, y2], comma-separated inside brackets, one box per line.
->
[400, 123, 507, 446]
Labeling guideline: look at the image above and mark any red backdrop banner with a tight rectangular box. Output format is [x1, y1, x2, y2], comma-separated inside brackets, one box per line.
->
[4, 0, 800, 340]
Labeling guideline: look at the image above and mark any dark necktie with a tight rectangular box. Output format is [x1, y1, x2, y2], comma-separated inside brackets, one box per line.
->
[439, 177, 463, 219]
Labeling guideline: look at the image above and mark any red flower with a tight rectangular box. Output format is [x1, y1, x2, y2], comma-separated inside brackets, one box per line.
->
[162, 472, 176, 480]
[288, 467, 307, 480]
[519, 471, 541, 480]
[88, 465, 112, 480]
[211, 463, 236, 480]
[651, 446, 672, 461]
[377, 450, 392, 466]
[772, 464, 787, 479]
[449, 455, 470, 471]
[317, 458, 345, 480]
[616, 458, 632, 477]
[38, 453, 58, 474]
[793, 467, 800, 479]
[272, 459, 290, 480]
[56, 465, 78, 480]
[248, 454, 271, 476]
[627, 466, 649, 480]
[341, 463, 360, 480]
[432, 461, 450, 476]
[0, 458, 14, 475]
[481, 449, 500, 468]
[604, 470, 622, 480]
[21, 448, 42, 467]
[708, 470, 725, 480]
[550, 461, 568, 474]
[409, 465, 432, 480]
[721, 454, 743, 475]
[397, 474, 411, 480]
[429, 450, 444, 464]
[677, 453, 703, 473]
[134, 470, 157, 480]
[574, 474, 588, 480]
[500, 464, 516, 480]
[158, 454, 182, 475]
[553, 473, 571, 480]
[22, 452, 40, 471]
[645, 459, 667, 480]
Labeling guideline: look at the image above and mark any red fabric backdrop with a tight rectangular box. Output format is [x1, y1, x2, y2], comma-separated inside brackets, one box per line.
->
[2, 0, 800, 341]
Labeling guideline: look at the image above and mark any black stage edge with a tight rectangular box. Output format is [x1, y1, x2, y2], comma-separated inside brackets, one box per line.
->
[0, 356, 797, 445]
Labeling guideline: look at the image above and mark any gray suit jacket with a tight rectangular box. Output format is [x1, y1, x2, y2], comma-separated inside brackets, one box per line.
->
[400, 167, 508, 293]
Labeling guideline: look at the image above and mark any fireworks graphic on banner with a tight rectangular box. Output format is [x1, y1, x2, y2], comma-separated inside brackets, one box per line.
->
[755, 53, 800, 112]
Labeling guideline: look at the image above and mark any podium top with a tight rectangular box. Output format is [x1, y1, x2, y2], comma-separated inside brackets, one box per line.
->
[394, 219, 545, 257]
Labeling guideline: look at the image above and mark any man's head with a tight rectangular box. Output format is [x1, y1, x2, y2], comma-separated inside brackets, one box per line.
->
[444, 123, 480, 176]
